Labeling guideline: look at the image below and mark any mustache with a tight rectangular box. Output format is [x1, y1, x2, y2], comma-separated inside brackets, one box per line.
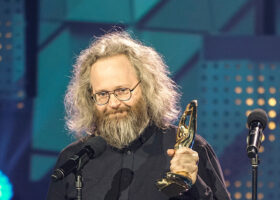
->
[104, 107, 130, 116]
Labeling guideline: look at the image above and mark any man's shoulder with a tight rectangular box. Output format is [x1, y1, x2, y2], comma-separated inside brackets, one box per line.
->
[162, 124, 177, 134]
[58, 137, 86, 158]
[194, 134, 209, 147]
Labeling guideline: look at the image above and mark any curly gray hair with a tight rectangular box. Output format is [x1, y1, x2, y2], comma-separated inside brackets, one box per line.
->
[65, 31, 181, 137]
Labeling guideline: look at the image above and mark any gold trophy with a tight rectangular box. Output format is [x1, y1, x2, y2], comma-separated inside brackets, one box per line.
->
[156, 100, 197, 197]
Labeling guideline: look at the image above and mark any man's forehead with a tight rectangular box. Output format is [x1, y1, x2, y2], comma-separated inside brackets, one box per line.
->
[90, 55, 138, 91]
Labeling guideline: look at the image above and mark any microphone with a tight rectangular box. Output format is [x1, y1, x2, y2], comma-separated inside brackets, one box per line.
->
[246, 109, 268, 158]
[51, 136, 107, 182]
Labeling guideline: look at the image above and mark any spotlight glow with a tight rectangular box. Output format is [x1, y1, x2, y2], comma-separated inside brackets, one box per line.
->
[0, 171, 13, 200]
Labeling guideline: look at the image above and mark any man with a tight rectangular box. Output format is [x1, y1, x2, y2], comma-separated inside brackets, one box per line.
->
[47, 31, 231, 200]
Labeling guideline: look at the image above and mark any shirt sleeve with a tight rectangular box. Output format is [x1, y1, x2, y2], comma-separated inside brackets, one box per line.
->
[181, 137, 231, 200]
[46, 152, 68, 200]
[46, 143, 81, 200]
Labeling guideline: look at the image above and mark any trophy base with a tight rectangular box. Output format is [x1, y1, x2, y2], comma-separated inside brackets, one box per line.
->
[156, 172, 192, 197]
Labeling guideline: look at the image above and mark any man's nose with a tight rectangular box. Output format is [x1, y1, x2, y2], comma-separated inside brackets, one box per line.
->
[108, 93, 121, 108]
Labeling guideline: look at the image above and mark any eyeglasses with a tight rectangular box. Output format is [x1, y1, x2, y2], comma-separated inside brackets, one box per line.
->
[92, 81, 141, 105]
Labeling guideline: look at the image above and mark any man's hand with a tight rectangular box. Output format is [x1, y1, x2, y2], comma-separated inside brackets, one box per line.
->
[167, 147, 199, 184]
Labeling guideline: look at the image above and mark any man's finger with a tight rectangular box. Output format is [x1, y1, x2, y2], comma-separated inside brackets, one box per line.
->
[167, 149, 175, 156]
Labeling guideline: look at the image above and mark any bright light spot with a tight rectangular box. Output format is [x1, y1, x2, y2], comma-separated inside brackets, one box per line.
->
[225, 180, 230, 187]
[268, 98, 276, 107]
[246, 110, 252, 117]
[0, 170, 13, 200]
[258, 193, 264, 199]
[257, 98, 265, 106]
[234, 181, 242, 188]
[234, 192, 242, 199]
[245, 192, 252, 199]
[235, 99, 242, 105]
[269, 87, 276, 94]
[246, 75, 253, 82]
[259, 146, 264, 153]
[17, 103, 24, 109]
[258, 75, 264, 82]
[235, 87, 242, 94]
[246, 98, 254, 106]
[269, 134, 275, 142]
[261, 134, 265, 142]
[246, 87, 253, 94]
[5, 32, 12, 38]
[268, 121, 276, 130]
[268, 110, 276, 118]
[246, 181, 251, 187]
[257, 87, 265, 94]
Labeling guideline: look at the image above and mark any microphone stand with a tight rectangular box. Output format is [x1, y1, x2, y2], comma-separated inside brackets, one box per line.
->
[75, 158, 83, 200]
[251, 154, 259, 200]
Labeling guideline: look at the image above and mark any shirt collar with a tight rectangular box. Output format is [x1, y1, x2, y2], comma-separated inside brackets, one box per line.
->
[111, 124, 156, 153]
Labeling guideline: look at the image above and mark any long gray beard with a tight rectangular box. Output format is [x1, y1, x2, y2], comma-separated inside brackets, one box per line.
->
[94, 98, 149, 149]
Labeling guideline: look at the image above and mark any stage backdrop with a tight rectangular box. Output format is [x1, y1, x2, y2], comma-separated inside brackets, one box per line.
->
[0, 0, 280, 199]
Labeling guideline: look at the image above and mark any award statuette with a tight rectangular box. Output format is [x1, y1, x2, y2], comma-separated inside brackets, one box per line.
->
[156, 100, 197, 197]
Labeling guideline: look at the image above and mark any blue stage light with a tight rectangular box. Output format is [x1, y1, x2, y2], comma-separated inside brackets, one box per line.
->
[0, 171, 13, 200]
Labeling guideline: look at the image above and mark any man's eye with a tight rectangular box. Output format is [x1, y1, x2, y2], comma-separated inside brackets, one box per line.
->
[97, 92, 108, 97]
[117, 88, 128, 93]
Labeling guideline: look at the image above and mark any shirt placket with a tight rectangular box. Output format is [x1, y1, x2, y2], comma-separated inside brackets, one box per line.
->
[119, 150, 134, 200]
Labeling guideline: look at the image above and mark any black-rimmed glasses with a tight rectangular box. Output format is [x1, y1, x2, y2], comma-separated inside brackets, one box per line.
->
[92, 81, 141, 105]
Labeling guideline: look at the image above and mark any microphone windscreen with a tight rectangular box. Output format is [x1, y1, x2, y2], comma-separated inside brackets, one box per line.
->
[85, 136, 107, 158]
[247, 109, 268, 129]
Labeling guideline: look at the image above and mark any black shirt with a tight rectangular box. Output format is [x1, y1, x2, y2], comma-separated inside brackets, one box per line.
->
[47, 125, 231, 200]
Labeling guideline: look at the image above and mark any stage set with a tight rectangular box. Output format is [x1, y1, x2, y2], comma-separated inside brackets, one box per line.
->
[0, 0, 280, 199]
